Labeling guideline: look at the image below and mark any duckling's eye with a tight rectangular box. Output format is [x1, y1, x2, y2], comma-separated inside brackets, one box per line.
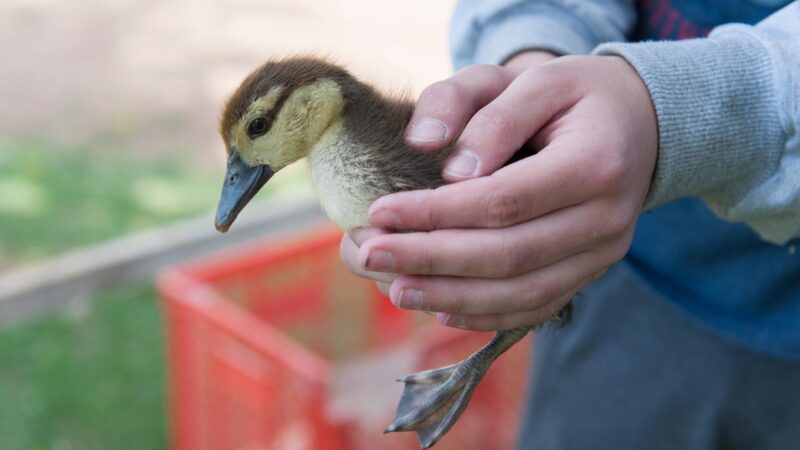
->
[247, 117, 269, 138]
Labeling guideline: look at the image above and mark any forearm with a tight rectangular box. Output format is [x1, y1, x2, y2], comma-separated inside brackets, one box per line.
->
[595, 2, 800, 244]
[449, 0, 636, 68]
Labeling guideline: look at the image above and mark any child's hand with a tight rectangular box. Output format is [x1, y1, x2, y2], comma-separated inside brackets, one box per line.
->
[340, 53, 556, 297]
[342, 54, 658, 331]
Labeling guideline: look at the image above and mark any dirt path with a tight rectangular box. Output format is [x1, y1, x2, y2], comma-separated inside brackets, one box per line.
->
[0, 0, 456, 165]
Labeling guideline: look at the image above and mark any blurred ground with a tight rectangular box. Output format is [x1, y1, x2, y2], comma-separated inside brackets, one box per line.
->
[0, 0, 456, 167]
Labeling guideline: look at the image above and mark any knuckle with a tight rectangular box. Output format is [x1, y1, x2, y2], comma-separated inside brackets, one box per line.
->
[484, 186, 524, 227]
[447, 292, 467, 314]
[523, 282, 550, 309]
[426, 188, 447, 229]
[590, 153, 628, 193]
[418, 248, 437, 274]
[473, 104, 517, 141]
[458, 64, 511, 91]
[602, 205, 636, 238]
[520, 64, 564, 92]
[606, 239, 632, 263]
[514, 288, 539, 313]
[421, 80, 464, 105]
[496, 237, 528, 277]
[456, 63, 499, 78]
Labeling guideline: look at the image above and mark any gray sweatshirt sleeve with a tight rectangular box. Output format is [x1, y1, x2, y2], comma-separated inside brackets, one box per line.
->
[449, 0, 636, 69]
[595, 2, 800, 244]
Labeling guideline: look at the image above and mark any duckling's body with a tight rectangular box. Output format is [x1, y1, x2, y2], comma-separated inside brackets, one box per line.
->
[306, 88, 450, 230]
[214, 56, 566, 449]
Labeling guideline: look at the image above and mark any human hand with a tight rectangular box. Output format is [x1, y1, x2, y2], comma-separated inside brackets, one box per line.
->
[341, 227, 395, 296]
[340, 51, 556, 296]
[503, 50, 557, 74]
[342, 54, 658, 331]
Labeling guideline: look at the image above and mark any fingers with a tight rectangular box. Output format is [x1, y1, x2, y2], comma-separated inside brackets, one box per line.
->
[361, 200, 628, 278]
[442, 65, 580, 181]
[369, 137, 597, 231]
[435, 288, 575, 331]
[340, 232, 396, 283]
[406, 65, 516, 151]
[349, 227, 386, 246]
[436, 268, 605, 331]
[386, 247, 609, 318]
[503, 50, 557, 75]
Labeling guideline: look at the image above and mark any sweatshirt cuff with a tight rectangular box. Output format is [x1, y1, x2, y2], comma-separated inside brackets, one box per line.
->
[594, 33, 783, 211]
[452, 3, 599, 68]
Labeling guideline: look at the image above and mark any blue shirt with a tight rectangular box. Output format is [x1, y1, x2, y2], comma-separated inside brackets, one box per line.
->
[450, 0, 800, 361]
[629, 0, 800, 361]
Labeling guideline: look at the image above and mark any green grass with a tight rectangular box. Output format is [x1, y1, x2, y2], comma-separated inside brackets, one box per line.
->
[0, 137, 312, 449]
[0, 140, 209, 266]
[0, 137, 312, 268]
[0, 138, 182, 449]
[0, 138, 218, 267]
[0, 284, 166, 450]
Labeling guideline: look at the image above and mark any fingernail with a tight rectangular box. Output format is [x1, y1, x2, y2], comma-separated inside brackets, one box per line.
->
[437, 313, 466, 329]
[407, 119, 447, 143]
[369, 208, 400, 228]
[444, 150, 479, 178]
[449, 315, 466, 328]
[365, 250, 395, 271]
[396, 289, 423, 309]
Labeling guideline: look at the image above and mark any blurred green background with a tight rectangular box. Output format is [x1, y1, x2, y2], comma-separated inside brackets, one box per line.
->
[0, 0, 453, 448]
[0, 139, 199, 449]
[0, 138, 218, 267]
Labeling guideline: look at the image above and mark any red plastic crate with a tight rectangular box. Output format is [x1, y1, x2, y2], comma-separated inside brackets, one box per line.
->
[157, 225, 532, 450]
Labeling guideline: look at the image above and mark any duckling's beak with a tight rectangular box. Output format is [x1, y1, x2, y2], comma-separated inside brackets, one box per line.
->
[215, 149, 274, 232]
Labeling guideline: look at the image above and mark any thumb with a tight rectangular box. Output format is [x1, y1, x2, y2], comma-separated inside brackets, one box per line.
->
[443, 66, 578, 181]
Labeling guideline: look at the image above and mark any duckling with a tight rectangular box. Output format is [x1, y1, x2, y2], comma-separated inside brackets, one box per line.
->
[214, 56, 569, 449]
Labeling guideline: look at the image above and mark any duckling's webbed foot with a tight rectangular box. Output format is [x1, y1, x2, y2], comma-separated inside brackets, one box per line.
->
[385, 327, 531, 449]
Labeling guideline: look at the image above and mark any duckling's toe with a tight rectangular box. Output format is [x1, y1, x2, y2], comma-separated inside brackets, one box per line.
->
[385, 358, 486, 449]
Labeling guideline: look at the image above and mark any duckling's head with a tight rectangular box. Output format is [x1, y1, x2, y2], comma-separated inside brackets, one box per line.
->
[215, 56, 354, 232]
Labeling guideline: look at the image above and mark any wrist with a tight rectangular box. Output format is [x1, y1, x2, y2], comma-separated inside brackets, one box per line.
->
[594, 36, 781, 210]
[608, 55, 659, 209]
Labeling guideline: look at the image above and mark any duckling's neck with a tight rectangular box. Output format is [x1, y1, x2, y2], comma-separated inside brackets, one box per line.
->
[306, 82, 453, 231]
[308, 119, 374, 230]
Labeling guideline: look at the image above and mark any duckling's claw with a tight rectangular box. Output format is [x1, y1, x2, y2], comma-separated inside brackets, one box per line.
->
[385, 328, 531, 449]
